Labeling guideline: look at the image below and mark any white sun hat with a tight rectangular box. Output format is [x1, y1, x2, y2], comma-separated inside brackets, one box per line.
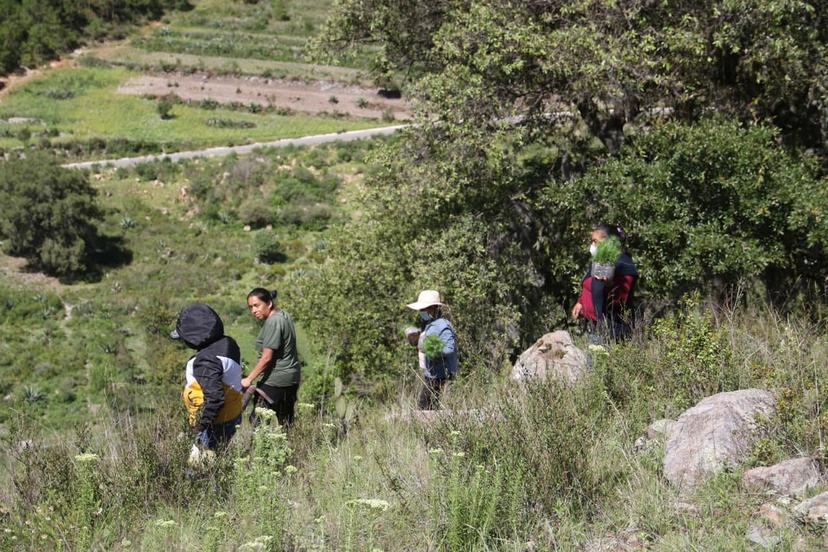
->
[406, 289, 443, 310]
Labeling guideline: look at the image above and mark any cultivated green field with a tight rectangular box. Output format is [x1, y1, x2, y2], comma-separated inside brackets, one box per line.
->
[0, 0, 388, 158]
[87, 0, 375, 79]
[0, 67, 382, 154]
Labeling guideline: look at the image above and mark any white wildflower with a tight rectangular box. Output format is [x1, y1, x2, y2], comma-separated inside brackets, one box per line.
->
[348, 498, 390, 511]
[74, 453, 99, 464]
[428, 448, 444, 455]
[254, 407, 275, 421]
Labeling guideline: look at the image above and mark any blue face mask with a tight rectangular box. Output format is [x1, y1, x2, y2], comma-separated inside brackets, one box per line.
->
[419, 311, 433, 323]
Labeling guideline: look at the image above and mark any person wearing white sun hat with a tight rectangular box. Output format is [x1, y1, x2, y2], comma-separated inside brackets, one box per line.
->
[406, 289, 458, 410]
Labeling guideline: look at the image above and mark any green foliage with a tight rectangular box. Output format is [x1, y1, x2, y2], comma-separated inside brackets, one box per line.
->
[0, 154, 106, 277]
[421, 334, 444, 359]
[427, 436, 524, 548]
[292, 118, 827, 381]
[156, 96, 176, 120]
[649, 297, 736, 409]
[592, 236, 621, 265]
[571, 118, 828, 299]
[254, 229, 286, 263]
[318, 0, 828, 152]
[0, 0, 190, 76]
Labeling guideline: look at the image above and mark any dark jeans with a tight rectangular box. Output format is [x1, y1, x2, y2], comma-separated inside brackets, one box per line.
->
[418, 377, 450, 410]
[196, 414, 242, 450]
[256, 383, 299, 426]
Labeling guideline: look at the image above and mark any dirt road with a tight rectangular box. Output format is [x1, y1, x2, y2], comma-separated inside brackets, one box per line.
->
[63, 124, 408, 169]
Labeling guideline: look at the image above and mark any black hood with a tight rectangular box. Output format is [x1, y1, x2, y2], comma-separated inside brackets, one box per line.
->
[171, 303, 224, 349]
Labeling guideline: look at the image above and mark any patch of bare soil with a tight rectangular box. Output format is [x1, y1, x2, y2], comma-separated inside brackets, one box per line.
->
[118, 72, 412, 120]
[0, 255, 63, 290]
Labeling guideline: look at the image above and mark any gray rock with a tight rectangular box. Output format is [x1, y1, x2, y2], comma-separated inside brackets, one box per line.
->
[745, 524, 782, 548]
[794, 492, 828, 525]
[663, 389, 776, 492]
[742, 457, 821, 497]
[757, 502, 788, 528]
[647, 419, 676, 440]
[634, 419, 676, 453]
[511, 331, 589, 384]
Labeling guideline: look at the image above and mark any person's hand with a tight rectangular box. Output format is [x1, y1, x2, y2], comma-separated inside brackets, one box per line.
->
[571, 303, 583, 320]
[241, 376, 253, 389]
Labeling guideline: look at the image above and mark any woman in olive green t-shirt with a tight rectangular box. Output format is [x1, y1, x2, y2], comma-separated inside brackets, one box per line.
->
[243, 287, 301, 425]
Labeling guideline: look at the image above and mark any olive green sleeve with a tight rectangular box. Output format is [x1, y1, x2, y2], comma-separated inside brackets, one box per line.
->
[260, 315, 284, 352]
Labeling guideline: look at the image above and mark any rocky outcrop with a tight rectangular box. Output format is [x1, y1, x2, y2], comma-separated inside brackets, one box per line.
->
[511, 331, 589, 384]
[663, 389, 776, 492]
[794, 492, 828, 525]
[742, 457, 821, 497]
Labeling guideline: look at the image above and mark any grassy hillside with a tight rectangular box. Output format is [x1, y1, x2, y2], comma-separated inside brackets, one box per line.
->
[2, 296, 826, 549]
[0, 139, 377, 430]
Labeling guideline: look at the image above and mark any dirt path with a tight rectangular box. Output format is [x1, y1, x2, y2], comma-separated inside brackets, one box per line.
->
[63, 124, 408, 169]
[118, 72, 411, 120]
[0, 57, 76, 100]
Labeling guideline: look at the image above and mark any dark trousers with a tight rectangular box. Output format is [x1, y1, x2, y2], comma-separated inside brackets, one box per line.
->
[197, 414, 241, 450]
[418, 377, 448, 410]
[256, 383, 299, 426]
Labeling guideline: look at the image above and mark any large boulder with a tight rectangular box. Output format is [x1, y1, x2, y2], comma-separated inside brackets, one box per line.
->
[511, 331, 589, 384]
[663, 389, 776, 492]
[742, 457, 821, 497]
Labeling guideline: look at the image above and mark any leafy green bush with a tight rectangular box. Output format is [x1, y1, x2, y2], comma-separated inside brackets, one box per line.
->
[157, 96, 175, 120]
[569, 118, 828, 299]
[0, 154, 105, 277]
[255, 229, 286, 263]
[291, 118, 828, 381]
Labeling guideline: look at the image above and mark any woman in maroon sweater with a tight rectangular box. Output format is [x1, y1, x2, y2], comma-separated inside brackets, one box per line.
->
[572, 224, 638, 342]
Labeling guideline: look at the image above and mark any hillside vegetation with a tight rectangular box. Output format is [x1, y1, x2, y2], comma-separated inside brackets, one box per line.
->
[0, 0, 189, 76]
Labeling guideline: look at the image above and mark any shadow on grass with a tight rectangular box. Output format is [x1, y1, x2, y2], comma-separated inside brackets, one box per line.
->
[81, 234, 133, 282]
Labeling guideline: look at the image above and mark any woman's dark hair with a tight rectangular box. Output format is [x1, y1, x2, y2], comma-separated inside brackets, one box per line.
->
[594, 223, 627, 242]
[248, 287, 277, 304]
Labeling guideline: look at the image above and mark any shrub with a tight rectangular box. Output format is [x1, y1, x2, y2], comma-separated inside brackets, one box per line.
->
[238, 199, 274, 228]
[157, 96, 175, 120]
[291, 118, 828, 382]
[0, 154, 104, 277]
[255, 230, 286, 263]
[206, 118, 256, 128]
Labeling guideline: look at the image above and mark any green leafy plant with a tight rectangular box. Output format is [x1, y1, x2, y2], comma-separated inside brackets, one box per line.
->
[592, 236, 622, 264]
[254, 230, 286, 263]
[156, 96, 175, 120]
[422, 334, 444, 359]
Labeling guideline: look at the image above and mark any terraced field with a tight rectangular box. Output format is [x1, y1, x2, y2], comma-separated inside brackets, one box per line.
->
[0, 0, 402, 160]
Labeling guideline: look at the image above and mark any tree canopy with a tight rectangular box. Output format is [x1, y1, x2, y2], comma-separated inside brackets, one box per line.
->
[0, 0, 190, 75]
[0, 154, 105, 277]
[291, 0, 828, 382]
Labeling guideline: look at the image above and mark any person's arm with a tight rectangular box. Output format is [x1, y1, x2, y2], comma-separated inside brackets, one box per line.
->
[241, 348, 273, 388]
[242, 315, 285, 387]
[192, 355, 224, 436]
